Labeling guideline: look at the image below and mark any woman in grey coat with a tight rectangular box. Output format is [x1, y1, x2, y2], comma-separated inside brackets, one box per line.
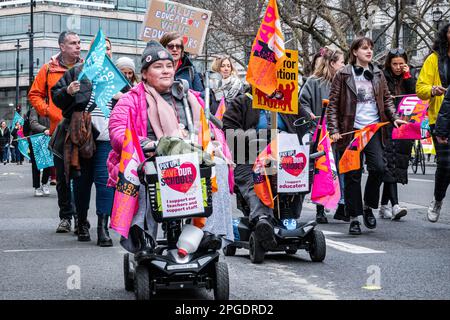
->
[299, 46, 345, 224]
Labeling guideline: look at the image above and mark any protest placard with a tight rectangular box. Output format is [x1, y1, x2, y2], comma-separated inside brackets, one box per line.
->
[156, 152, 204, 218]
[392, 95, 430, 140]
[140, 0, 212, 55]
[252, 49, 298, 115]
[277, 133, 309, 193]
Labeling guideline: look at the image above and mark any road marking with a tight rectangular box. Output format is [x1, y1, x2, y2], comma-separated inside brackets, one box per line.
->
[321, 230, 344, 236]
[3, 247, 116, 253]
[408, 178, 434, 183]
[325, 239, 385, 254]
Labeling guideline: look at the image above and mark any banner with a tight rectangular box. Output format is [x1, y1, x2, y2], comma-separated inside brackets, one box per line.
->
[277, 133, 309, 193]
[78, 29, 107, 81]
[140, 0, 212, 55]
[422, 137, 436, 155]
[246, 0, 286, 95]
[392, 95, 430, 140]
[339, 122, 388, 174]
[156, 152, 204, 218]
[17, 129, 30, 160]
[311, 119, 340, 210]
[252, 49, 298, 114]
[253, 139, 277, 209]
[91, 55, 129, 118]
[29, 133, 54, 170]
[110, 113, 145, 239]
[10, 112, 24, 130]
[215, 97, 226, 120]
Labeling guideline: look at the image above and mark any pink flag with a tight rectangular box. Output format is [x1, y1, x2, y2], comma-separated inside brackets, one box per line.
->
[110, 112, 145, 238]
[311, 120, 341, 210]
[392, 95, 430, 140]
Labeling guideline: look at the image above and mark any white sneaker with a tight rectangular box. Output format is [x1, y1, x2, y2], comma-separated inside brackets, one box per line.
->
[42, 183, 50, 196]
[34, 187, 44, 197]
[427, 200, 443, 223]
[378, 205, 392, 219]
[391, 204, 407, 220]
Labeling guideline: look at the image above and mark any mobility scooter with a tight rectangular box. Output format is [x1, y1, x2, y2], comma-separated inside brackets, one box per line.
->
[123, 138, 229, 300]
[224, 129, 327, 264]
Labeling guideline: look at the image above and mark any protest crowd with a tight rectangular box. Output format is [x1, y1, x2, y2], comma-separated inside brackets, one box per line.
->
[2, 0, 449, 271]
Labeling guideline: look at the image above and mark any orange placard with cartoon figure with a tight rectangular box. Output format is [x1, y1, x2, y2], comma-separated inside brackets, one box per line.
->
[252, 49, 298, 115]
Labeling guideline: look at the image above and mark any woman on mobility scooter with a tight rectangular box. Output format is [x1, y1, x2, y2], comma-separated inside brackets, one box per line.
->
[222, 86, 326, 263]
[108, 41, 229, 299]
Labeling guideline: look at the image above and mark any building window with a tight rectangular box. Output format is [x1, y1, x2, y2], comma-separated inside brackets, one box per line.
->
[52, 15, 61, 33]
[118, 20, 128, 39]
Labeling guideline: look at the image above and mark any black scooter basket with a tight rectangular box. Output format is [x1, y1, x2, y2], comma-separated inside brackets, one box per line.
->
[144, 166, 214, 223]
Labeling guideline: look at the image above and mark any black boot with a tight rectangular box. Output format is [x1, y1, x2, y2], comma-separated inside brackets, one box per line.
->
[130, 226, 155, 262]
[198, 231, 222, 253]
[77, 219, 91, 242]
[316, 205, 328, 224]
[97, 215, 113, 247]
[333, 204, 350, 222]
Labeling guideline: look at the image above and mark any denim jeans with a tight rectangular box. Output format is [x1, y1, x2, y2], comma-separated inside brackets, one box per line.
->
[73, 140, 114, 221]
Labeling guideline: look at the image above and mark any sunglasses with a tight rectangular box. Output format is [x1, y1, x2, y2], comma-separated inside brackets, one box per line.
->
[390, 48, 405, 55]
[167, 44, 183, 50]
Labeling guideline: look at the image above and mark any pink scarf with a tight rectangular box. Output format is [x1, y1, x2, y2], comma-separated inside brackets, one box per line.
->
[144, 83, 201, 140]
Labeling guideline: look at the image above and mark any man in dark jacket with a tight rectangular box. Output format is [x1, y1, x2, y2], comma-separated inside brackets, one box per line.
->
[223, 86, 304, 250]
[0, 121, 11, 165]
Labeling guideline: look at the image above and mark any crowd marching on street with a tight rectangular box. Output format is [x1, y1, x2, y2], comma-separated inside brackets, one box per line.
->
[1, 0, 450, 300]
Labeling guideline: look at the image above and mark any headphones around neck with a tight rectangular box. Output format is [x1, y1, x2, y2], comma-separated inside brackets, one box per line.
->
[353, 65, 374, 81]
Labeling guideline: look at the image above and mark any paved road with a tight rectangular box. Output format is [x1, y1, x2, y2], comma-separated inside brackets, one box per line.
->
[0, 163, 449, 300]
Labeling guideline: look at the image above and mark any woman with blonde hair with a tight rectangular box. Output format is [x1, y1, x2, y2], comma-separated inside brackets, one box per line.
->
[210, 55, 243, 103]
[299, 46, 345, 224]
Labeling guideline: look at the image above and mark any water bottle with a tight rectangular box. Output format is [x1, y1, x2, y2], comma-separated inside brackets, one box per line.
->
[176, 224, 204, 258]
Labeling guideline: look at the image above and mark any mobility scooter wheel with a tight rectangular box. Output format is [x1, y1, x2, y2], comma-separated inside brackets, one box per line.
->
[309, 230, 326, 262]
[123, 253, 134, 292]
[285, 249, 297, 255]
[249, 233, 265, 264]
[223, 245, 237, 256]
[213, 262, 230, 300]
[134, 265, 151, 300]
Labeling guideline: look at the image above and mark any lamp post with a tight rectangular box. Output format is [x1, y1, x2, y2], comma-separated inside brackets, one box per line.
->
[433, 7, 443, 32]
[28, 0, 36, 91]
[15, 39, 21, 111]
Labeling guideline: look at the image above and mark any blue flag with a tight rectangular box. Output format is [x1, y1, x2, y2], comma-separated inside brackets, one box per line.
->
[78, 29, 107, 81]
[91, 55, 129, 118]
[10, 112, 24, 130]
[17, 137, 30, 160]
[30, 133, 54, 170]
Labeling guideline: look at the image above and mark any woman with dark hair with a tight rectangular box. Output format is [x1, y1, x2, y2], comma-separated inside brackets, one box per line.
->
[417, 23, 450, 223]
[327, 37, 405, 235]
[159, 32, 204, 94]
[380, 48, 416, 220]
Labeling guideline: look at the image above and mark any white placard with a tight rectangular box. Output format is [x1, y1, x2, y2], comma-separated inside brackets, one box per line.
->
[156, 152, 204, 218]
[277, 133, 310, 193]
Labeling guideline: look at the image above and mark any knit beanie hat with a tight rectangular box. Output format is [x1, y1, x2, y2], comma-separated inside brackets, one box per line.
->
[115, 57, 136, 73]
[141, 40, 174, 71]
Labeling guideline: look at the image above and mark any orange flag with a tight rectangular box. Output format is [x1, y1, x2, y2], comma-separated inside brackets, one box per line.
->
[198, 107, 218, 193]
[253, 139, 277, 209]
[339, 122, 388, 174]
[215, 97, 227, 121]
[246, 0, 286, 95]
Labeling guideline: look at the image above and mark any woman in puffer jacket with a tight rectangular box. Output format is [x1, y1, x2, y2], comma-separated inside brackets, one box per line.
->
[108, 40, 223, 261]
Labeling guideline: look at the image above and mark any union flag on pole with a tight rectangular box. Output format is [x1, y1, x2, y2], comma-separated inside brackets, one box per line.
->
[246, 0, 286, 95]
[253, 139, 277, 209]
[339, 122, 388, 174]
[110, 111, 145, 238]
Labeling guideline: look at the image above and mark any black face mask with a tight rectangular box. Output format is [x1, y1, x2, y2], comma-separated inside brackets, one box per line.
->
[353, 65, 374, 81]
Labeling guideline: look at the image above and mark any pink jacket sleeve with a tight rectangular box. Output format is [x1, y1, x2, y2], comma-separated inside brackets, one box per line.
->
[109, 93, 133, 154]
